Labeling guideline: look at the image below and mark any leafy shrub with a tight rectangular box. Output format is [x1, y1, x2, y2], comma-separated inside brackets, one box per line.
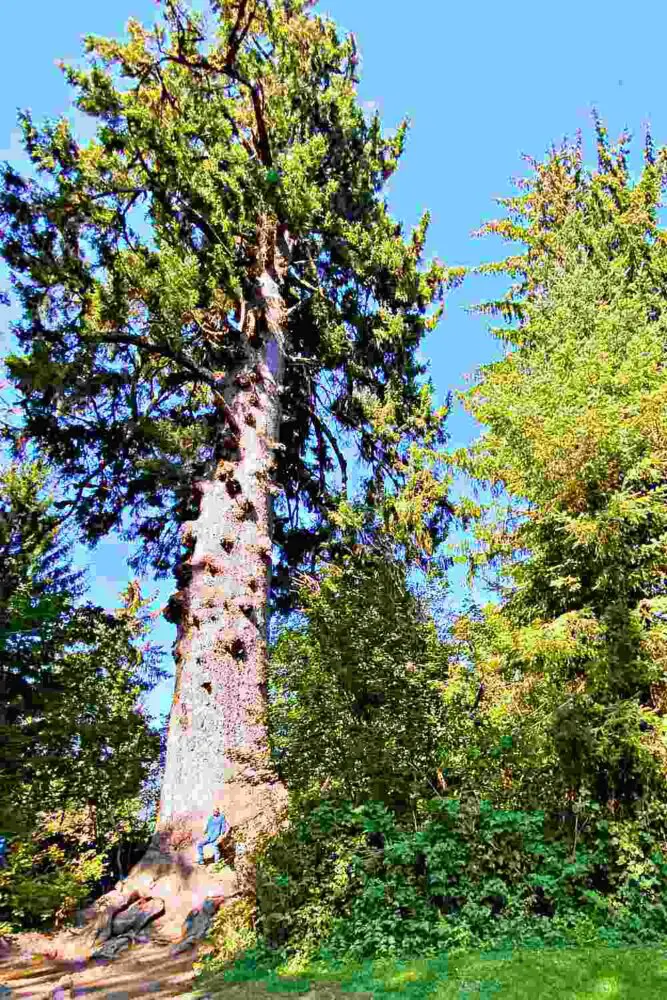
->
[255, 795, 667, 961]
[0, 800, 155, 930]
[0, 833, 106, 929]
[197, 899, 258, 968]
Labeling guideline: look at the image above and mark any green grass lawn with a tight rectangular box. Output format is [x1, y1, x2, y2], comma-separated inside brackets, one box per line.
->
[195, 945, 667, 999]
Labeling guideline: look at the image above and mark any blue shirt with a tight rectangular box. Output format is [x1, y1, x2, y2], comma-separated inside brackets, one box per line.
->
[205, 813, 226, 841]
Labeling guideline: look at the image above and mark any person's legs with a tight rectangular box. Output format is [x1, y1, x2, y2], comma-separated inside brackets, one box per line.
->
[196, 838, 210, 864]
[212, 841, 221, 863]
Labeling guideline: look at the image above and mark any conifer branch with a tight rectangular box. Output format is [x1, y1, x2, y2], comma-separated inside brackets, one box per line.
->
[86, 331, 219, 392]
[310, 394, 348, 495]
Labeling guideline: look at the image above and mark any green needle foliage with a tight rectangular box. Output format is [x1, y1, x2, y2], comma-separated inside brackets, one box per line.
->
[0, 0, 458, 605]
[233, 120, 667, 966]
[268, 548, 451, 814]
[0, 461, 163, 829]
[452, 119, 667, 817]
[212, 117, 667, 966]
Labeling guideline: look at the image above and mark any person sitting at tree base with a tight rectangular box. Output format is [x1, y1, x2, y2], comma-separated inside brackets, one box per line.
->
[196, 806, 227, 865]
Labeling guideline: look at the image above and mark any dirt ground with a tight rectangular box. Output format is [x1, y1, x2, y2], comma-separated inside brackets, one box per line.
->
[0, 934, 203, 999]
[0, 846, 238, 999]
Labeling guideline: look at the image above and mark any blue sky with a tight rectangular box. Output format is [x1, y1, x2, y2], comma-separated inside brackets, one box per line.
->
[2, 0, 666, 723]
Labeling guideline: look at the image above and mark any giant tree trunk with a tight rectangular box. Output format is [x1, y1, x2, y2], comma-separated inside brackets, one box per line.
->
[154, 233, 290, 862]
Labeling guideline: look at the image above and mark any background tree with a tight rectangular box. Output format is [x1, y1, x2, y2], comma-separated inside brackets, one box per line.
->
[0, 461, 164, 928]
[268, 545, 451, 815]
[0, 460, 163, 831]
[450, 120, 667, 822]
[0, 0, 457, 847]
[0, 459, 82, 740]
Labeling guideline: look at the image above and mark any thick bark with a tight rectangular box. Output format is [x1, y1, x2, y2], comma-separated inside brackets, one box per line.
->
[156, 250, 289, 852]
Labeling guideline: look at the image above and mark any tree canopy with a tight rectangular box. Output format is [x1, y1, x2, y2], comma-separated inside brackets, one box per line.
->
[0, 0, 456, 611]
[251, 124, 667, 961]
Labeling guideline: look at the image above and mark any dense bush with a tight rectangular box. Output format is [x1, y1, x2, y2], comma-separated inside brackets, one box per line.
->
[0, 801, 156, 929]
[255, 795, 667, 961]
[0, 812, 105, 929]
[258, 464, 667, 963]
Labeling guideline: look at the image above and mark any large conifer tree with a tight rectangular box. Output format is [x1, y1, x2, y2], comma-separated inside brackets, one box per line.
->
[0, 0, 454, 849]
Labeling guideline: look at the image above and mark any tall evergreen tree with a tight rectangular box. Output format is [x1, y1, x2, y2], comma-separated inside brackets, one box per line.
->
[0, 461, 162, 829]
[0, 460, 83, 738]
[453, 121, 667, 814]
[0, 1, 455, 849]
